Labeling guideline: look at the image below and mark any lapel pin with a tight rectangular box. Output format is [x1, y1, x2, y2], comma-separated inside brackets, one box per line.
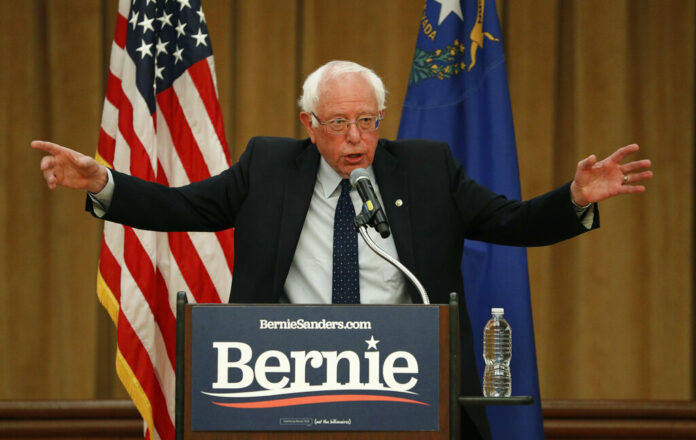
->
[395, 199, 403, 207]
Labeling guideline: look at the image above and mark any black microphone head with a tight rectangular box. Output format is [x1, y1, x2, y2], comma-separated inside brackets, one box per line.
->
[376, 222, 390, 239]
[349, 168, 370, 187]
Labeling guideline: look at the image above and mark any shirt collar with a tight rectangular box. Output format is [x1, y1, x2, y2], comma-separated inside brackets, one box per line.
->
[317, 157, 376, 199]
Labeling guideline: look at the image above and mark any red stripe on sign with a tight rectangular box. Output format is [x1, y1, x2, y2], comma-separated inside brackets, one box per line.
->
[188, 59, 231, 165]
[156, 88, 210, 183]
[117, 310, 174, 439]
[213, 394, 430, 409]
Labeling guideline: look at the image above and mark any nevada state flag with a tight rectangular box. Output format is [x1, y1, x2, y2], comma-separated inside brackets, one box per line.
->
[399, 0, 545, 439]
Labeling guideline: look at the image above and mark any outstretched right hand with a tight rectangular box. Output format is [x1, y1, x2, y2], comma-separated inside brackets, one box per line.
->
[31, 140, 108, 193]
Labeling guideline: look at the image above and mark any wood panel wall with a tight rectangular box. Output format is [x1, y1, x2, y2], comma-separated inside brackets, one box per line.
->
[0, 0, 692, 402]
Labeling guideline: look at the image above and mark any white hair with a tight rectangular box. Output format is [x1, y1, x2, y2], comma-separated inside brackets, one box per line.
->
[298, 60, 387, 121]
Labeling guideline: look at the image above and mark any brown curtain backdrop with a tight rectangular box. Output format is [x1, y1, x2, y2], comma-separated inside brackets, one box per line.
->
[0, 0, 692, 401]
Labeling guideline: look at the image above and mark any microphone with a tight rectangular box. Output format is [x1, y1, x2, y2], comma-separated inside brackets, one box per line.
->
[349, 168, 390, 238]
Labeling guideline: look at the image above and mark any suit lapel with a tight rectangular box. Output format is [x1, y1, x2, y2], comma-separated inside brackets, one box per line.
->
[372, 141, 419, 302]
[272, 143, 320, 296]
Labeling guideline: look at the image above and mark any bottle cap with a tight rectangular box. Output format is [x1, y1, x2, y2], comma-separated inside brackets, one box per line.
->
[491, 308, 504, 315]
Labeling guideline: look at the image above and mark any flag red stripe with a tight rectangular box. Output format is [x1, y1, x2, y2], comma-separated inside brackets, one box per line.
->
[123, 227, 177, 368]
[123, 227, 155, 307]
[188, 59, 231, 165]
[155, 269, 177, 367]
[117, 310, 174, 439]
[156, 158, 169, 186]
[167, 232, 221, 304]
[98, 128, 116, 167]
[156, 88, 210, 182]
[105, 71, 123, 110]
[114, 13, 127, 50]
[99, 237, 122, 301]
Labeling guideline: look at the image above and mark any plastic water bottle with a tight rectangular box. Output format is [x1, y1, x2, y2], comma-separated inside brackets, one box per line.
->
[483, 308, 512, 397]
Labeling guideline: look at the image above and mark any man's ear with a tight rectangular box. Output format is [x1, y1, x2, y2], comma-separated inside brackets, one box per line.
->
[299, 112, 317, 143]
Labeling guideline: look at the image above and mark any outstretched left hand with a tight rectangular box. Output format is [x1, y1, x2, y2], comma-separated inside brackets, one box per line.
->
[570, 144, 653, 207]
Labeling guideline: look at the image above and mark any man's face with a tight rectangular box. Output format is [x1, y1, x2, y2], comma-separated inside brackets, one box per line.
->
[300, 74, 381, 179]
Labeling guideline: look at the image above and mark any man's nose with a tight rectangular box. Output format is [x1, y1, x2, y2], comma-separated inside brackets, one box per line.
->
[345, 122, 361, 143]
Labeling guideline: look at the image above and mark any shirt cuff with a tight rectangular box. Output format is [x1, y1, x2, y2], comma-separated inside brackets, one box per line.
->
[571, 200, 594, 230]
[88, 168, 114, 218]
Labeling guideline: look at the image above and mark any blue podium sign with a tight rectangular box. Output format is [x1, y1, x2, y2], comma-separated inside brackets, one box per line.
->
[190, 305, 440, 431]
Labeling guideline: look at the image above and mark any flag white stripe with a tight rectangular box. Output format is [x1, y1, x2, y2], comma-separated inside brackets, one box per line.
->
[108, 40, 126, 81]
[112, 129, 132, 176]
[117, 0, 130, 19]
[154, 107, 190, 186]
[173, 69, 229, 175]
[188, 231, 232, 300]
[131, 223, 158, 270]
[100, 99, 119, 141]
[103, 221, 125, 264]
[120, 263, 157, 355]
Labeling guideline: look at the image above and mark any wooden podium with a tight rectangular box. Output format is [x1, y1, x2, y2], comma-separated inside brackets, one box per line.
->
[175, 293, 531, 440]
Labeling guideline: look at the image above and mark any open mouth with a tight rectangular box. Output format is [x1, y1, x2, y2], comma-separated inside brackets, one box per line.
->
[345, 153, 364, 164]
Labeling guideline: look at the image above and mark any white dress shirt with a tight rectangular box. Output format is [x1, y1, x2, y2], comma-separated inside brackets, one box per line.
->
[282, 158, 411, 304]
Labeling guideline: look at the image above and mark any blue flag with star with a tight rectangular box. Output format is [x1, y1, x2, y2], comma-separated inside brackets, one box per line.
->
[398, 1, 545, 439]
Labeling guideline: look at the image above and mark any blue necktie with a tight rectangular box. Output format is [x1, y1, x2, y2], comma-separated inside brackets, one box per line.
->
[332, 179, 360, 304]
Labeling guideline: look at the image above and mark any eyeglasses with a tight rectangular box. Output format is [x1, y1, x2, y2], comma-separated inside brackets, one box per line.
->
[311, 112, 383, 135]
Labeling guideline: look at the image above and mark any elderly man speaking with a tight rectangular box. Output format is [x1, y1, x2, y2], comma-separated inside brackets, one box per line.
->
[32, 60, 652, 439]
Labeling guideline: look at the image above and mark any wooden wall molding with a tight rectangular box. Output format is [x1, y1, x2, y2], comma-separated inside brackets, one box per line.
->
[0, 400, 141, 438]
[1, 400, 695, 439]
[544, 400, 696, 439]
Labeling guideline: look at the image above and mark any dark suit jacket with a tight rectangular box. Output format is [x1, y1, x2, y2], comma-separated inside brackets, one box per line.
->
[93, 136, 598, 439]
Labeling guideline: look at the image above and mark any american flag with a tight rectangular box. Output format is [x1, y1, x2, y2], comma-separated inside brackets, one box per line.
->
[95, 0, 233, 438]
